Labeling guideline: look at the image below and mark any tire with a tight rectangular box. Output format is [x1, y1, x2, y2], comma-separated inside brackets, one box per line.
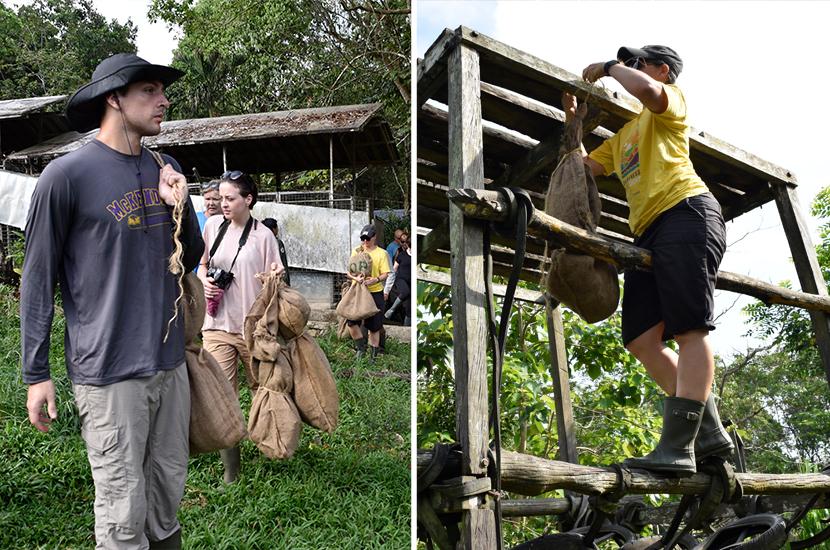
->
[696, 513, 787, 550]
[620, 533, 698, 550]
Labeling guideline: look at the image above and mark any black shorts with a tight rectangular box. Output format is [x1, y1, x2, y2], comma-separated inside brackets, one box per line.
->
[621, 193, 726, 346]
[347, 291, 385, 332]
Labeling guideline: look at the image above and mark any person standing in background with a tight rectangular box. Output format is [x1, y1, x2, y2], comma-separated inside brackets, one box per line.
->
[262, 217, 290, 286]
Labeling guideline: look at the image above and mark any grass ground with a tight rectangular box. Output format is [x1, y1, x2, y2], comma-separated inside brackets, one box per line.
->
[0, 284, 411, 549]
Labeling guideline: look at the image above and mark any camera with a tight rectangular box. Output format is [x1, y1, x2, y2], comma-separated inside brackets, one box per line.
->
[207, 266, 234, 290]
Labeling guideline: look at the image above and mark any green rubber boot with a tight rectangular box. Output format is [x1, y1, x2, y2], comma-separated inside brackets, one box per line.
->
[220, 446, 241, 484]
[695, 393, 734, 461]
[354, 337, 368, 359]
[149, 529, 181, 550]
[624, 396, 705, 476]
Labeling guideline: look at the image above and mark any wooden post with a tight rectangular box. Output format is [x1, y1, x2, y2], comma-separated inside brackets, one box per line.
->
[447, 42, 496, 549]
[772, 182, 830, 387]
[544, 299, 578, 464]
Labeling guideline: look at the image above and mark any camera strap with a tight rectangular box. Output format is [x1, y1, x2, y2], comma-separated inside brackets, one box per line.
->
[208, 215, 256, 272]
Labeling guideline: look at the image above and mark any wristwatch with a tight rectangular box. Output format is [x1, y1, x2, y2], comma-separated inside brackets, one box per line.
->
[603, 59, 619, 76]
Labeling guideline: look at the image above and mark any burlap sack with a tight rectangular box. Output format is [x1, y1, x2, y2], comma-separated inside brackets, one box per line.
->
[277, 283, 311, 340]
[247, 350, 302, 459]
[544, 103, 619, 323]
[347, 246, 372, 277]
[288, 333, 339, 433]
[182, 273, 247, 455]
[244, 272, 281, 389]
[335, 280, 379, 321]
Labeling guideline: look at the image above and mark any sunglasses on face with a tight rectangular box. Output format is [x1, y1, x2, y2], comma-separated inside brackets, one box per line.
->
[360, 235, 371, 241]
[625, 57, 663, 70]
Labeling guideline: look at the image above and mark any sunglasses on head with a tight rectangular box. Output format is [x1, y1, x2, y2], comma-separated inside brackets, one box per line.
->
[201, 180, 219, 191]
[221, 170, 246, 181]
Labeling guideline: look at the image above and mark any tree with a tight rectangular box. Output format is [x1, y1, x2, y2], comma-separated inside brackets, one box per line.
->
[0, 0, 136, 100]
[148, 0, 410, 207]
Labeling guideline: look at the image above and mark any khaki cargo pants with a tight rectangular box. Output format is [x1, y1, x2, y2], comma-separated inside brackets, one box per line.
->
[73, 363, 189, 550]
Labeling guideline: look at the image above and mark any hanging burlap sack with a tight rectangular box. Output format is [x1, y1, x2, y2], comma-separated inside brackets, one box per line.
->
[335, 280, 379, 321]
[277, 282, 311, 340]
[287, 333, 339, 433]
[247, 349, 302, 459]
[244, 272, 283, 388]
[182, 273, 247, 455]
[544, 102, 619, 323]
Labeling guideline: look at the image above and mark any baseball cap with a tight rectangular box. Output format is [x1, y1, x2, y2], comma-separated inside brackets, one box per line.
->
[360, 224, 377, 240]
[617, 45, 683, 80]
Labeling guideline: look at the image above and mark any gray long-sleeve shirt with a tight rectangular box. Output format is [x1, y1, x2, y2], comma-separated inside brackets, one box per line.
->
[20, 139, 205, 385]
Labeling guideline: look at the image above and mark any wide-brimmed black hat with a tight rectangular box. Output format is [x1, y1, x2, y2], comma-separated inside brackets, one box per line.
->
[617, 45, 683, 80]
[65, 53, 183, 132]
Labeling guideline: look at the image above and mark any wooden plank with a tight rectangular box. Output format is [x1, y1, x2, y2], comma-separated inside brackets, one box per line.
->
[448, 188, 830, 314]
[420, 218, 451, 260]
[447, 43, 497, 550]
[416, 29, 457, 108]
[545, 301, 578, 464]
[418, 268, 544, 304]
[424, 247, 545, 285]
[772, 182, 830, 388]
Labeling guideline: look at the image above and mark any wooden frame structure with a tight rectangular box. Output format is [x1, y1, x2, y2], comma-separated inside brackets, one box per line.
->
[416, 27, 830, 549]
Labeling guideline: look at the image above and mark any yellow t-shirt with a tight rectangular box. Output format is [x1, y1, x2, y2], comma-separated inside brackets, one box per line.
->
[588, 84, 709, 236]
[353, 245, 390, 293]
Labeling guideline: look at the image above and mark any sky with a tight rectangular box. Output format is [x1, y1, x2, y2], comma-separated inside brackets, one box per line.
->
[10, 0, 178, 64]
[415, 0, 830, 359]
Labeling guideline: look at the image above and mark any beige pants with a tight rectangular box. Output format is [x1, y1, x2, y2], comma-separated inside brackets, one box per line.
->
[73, 363, 189, 550]
[202, 330, 256, 392]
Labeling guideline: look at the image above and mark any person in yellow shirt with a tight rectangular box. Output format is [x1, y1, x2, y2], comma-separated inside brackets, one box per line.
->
[346, 224, 390, 360]
[564, 45, 732, 475]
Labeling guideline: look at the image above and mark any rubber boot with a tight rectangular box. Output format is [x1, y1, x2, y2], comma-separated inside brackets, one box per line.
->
[354, 337, 368, 359]
[149, 529, 181, 550]
[219, 446, 240, 484]
[623, 396, 705, 476]
[384, 297, 403, 319]
[370, 346, 380, 363]
[695, 393, 734, 460]
[403, 316, 411, 327]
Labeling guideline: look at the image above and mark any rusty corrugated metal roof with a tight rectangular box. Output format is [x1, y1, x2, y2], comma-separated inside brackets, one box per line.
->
[0, 95, 67, 120]
[6, 103, 400, 174]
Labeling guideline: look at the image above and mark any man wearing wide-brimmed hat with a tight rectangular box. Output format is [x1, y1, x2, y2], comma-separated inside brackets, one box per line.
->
[562, 46, 732, 477]
[20, 53, 204, 549]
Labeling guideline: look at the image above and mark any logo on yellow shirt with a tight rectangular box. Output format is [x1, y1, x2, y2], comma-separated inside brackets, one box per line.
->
[620, 131, 640, 187]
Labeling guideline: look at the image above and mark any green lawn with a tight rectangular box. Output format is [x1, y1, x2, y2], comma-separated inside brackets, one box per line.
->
[0, 285, 411, 549]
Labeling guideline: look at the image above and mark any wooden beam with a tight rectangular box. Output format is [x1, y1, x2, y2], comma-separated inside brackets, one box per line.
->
[448, 188, 830, 315]
[447, 42, 497, 550]
[418, 268, 544, 304]
[420, 218, 451, 260]
[417, 448, 830, 497]
[545, 300, 578, 465]
[416, 29, 457, 108]
[773, 182, 830, 388]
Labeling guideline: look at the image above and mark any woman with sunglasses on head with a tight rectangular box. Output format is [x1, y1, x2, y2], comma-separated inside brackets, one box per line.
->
[197, 170, 282, 484]
[384, 231, 411, 326]
[563, 46, 731, 476]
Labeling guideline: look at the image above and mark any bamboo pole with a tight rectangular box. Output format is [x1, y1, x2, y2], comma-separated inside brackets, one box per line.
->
[447, 188, 830, 315]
